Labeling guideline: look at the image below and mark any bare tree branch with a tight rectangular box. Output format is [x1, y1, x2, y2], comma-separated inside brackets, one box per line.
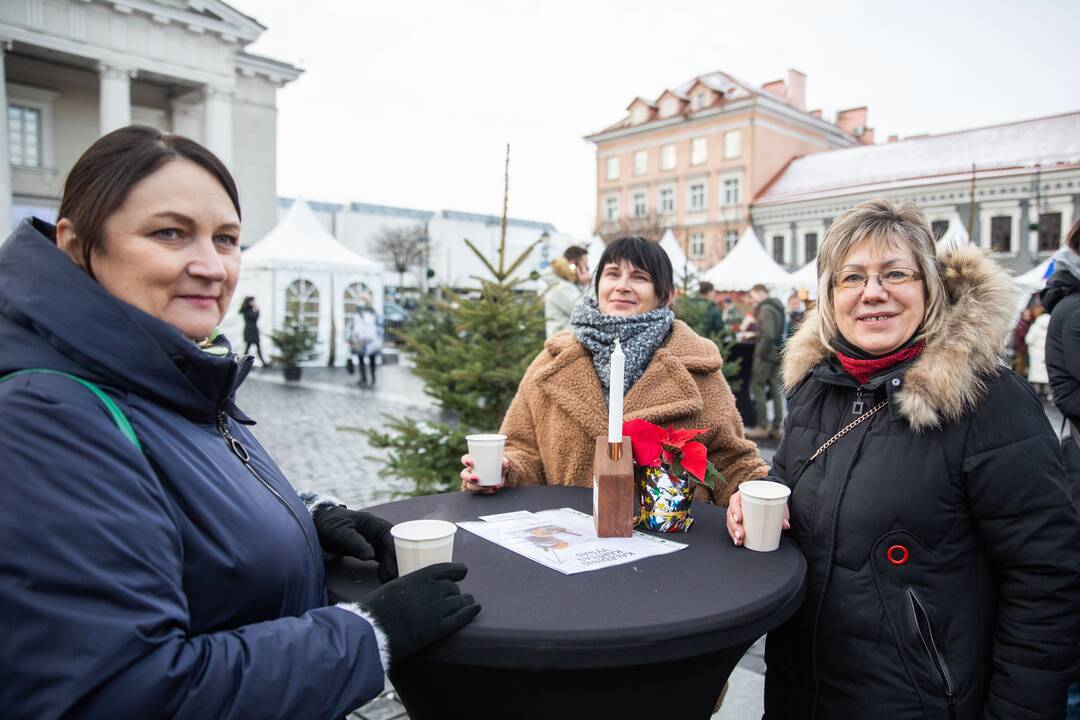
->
[373, 223, 427, 286]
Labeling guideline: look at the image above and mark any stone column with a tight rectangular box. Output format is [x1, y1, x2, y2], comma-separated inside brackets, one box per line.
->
[0, 38, 13, 236]
[98, 63, 134, 135]
[203, 86, 233, 168]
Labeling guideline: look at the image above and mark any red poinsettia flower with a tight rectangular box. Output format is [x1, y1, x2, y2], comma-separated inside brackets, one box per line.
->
[622, 419, 709, 483]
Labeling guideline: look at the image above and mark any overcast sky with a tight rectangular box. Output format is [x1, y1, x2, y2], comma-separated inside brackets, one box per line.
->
[228, 0, 1080, 239]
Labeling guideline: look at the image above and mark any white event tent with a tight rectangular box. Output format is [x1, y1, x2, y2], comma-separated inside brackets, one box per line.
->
[586, 235, 605, 279]
[790, 260, 819, 298]
[659, 229, 697, 287]
[702, 227, 793, 293]
[225, 200, 386, 367]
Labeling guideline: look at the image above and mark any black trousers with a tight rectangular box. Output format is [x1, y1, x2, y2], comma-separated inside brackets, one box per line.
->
[244, 340, 267, 365]
[357, 354, 377, 384]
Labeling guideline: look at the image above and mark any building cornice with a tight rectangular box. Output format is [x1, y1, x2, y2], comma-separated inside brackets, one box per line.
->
[752, 162, 1080, 209]
[586, 94, 858, 148]
[100, 0, 264, 43]
[236, 52, 302, 85]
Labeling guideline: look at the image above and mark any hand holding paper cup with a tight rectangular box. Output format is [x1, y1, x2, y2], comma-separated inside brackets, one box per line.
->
[390, 519, 458, 575]
[736, 480, 791, 552]
[466, 434, 507, 487]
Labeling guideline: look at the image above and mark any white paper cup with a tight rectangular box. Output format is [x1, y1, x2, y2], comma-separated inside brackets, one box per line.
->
[739, 480, 791, 552]
[466, 433, 506, 487]
[390, 520, 457, 575]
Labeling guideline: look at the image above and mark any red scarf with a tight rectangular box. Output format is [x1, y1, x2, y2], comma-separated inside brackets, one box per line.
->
[836, 341, 925, 385]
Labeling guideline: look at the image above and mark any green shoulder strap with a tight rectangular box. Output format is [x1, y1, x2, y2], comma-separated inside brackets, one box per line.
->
[0, 368, 143, 452]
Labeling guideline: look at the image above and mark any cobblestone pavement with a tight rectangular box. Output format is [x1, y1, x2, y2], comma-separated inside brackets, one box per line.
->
[237, 363, 1065, 719]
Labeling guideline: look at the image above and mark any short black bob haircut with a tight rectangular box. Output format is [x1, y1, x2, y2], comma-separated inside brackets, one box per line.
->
[593, 235, 675, 307]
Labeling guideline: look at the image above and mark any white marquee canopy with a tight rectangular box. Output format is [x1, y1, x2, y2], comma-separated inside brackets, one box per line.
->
[225, 200, 386, 366]
[702, 227, 793, 292]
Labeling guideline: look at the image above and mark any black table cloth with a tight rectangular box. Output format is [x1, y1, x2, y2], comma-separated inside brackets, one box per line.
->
[329, 486, 805, 719]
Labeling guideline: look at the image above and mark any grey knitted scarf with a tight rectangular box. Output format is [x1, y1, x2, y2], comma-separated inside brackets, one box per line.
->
[570, 296, 674, 398]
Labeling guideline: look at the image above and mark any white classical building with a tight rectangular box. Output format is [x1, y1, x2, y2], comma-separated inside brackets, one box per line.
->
[0, 0, 300, 244]
[751, 112, 1080, 274]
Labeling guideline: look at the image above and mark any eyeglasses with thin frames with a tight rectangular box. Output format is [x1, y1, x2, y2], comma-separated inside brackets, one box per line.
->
[832, 267, 922, 291]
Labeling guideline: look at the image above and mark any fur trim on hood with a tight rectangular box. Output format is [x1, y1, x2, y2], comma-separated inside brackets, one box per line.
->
[782, 245, 1018, 432]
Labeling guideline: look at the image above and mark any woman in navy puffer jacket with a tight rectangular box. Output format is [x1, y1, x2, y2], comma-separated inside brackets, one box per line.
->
[0, 126, 479, 719]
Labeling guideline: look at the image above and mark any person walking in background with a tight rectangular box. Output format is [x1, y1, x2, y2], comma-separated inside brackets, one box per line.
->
[349, 300, 384, 386]
[727, 197, 1080, 719]
[544, 245, 591, 337]
[1026, 303, 1050, 399]
[697, 281, 727, 338]
[239, 295, 269, 366]
[745, 283, 785, 439]
[1041, 217, 1080, 720]
[0, 126, 480, 718]
[784, 293, 805, 340]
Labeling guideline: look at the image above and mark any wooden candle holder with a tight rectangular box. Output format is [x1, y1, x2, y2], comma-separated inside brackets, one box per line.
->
[592, 435, 635, 537]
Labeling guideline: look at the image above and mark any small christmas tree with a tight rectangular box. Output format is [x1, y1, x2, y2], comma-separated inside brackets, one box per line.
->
[366, 146, 546, 495]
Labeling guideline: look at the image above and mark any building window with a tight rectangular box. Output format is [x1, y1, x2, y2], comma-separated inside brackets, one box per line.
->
[724, 131, 741, 159]
[690, 137, 707, 165]
[633, 150, 647, 176]
[689, 232, 705, 258]
[804, 232, 818, 262]
[688, 182, 706, 212]
[725, 231, 738, 254]
[931, 220, 949, 241]
[285, 279, 320, 328]
[772, 235, 785, 264]
[604, 196, 619, 222]
[9, 105, 41, 167]
[990, 216, 1011, 253]
[1038, 212, 1062, 252]
[606, 156, 620, 181]
[660, 144, 676, 170]
[694, 92, 707, 110]
[721, 176, 742, 206]
[659, 187, 675, 215]
[632, 191, 647, 218]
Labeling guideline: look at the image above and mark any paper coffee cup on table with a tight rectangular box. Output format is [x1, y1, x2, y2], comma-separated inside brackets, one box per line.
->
[390, 520, 457, 575]
[739, 480, 791, 552]
[466, 433, 506, 487]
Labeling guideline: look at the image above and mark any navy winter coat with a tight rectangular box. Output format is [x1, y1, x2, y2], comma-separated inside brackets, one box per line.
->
[0, 219, 385, 718]
[764, 246, 1080, 719]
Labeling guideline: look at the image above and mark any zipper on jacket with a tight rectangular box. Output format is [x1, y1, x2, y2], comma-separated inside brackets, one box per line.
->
[216, 410, 323, 578]
[851, 388, 865, 415]
[907, 588, 957, 719]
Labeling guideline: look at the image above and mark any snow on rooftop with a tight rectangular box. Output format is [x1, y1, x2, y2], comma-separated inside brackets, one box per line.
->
[757, 112, 1080, 204]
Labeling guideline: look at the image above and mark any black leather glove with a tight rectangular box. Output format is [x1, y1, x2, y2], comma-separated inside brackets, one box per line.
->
[359, 562, 480, 664]
[313, 506, 398, 582]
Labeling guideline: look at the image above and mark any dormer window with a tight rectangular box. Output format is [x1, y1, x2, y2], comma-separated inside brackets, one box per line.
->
[695, 92, 707, 110]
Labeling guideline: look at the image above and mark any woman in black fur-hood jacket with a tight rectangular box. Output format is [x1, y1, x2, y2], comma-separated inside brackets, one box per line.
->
[727, 198, 1080, 719]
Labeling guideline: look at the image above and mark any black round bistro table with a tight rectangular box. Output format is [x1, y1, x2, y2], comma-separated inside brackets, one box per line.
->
[328, 486, 805, 720]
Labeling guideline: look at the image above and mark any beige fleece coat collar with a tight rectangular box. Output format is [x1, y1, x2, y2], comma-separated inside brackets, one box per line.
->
[782, 245, 1017, 432]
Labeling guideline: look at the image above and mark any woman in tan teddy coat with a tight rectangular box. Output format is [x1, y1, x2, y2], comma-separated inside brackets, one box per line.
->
[461, 236, 768, 505]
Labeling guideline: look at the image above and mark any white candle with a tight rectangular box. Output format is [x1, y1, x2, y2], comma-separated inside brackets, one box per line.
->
[608, 339, 624, 444]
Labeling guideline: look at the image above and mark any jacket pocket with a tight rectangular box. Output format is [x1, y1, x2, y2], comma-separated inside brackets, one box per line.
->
[906, 587, 957, 719]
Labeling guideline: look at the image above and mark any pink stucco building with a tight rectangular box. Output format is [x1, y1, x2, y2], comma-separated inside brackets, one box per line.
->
[586, 69, 868, 267]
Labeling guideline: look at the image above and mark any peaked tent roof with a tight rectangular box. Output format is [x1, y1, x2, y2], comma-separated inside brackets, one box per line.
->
[790, 259, 818, 294]
[243, 199, 384, 273]
[586, 235, 606, 278]
[702, 227, 793, 291]
[659, 229, 692, 277]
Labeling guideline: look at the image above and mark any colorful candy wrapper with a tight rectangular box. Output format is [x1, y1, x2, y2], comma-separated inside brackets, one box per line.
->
[636, 464, 695, 532]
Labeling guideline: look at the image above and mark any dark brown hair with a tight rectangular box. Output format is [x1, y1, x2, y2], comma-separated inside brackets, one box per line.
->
[58, 125, 240, 275]
[593, 235, 674, 304]
[563, 245, 588, 262]
[1067, 217, 1080, 253]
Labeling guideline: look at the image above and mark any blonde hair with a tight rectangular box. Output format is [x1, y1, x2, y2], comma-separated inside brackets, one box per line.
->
[815, 197, 947, 351]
